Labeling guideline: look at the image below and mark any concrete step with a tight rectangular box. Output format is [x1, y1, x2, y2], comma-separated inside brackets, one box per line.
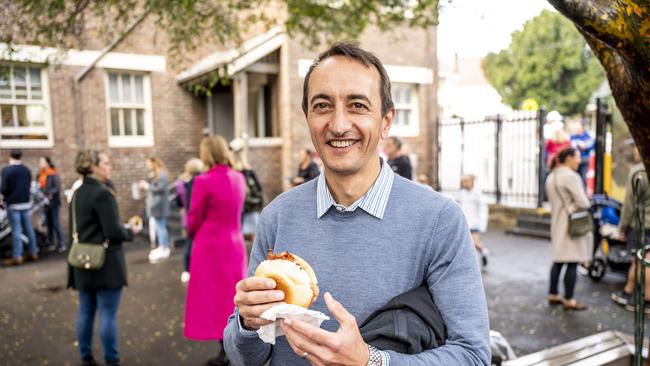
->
[506, 227, 551, 239]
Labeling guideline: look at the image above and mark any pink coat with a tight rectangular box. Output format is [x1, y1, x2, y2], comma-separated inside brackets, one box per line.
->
[184, 164, 246, 341]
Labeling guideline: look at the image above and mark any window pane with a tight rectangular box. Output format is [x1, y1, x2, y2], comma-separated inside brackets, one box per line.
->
[14, 67, 27, 100]
[393, 87, 402, 104]
[404, 87, 412, 103]
[123, 108, 133, 135]
[110, 109, 120, 136]
[121, 74, 132, 103]
[0, 67, 10, 99]
[109, 74, 119, 103]
[16, 105, 28, 126]
[136, 109, 144, 135]
[30, 68, 42, 100]
[403, 110, 411, 126]
[1, 104, 14, 127]
[134, 75, 144, 103]
[26, 105, 44, 127]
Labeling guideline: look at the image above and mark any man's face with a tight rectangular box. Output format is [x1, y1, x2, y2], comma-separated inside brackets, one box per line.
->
[305, 56, 393, 177]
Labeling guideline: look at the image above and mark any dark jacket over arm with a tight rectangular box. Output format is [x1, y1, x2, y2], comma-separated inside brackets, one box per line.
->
[67, 177, 133, 291]
[44, 174, 62, 206]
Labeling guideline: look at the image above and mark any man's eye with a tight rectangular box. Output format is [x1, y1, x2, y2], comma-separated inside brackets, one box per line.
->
[351, 102, 367, 110]
[313, 103, 331, 112]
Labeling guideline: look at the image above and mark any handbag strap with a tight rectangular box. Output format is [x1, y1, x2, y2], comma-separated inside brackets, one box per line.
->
[550, 171, 574, 214]
[71, 193, 79, 245]
[71, 190, 109, 248]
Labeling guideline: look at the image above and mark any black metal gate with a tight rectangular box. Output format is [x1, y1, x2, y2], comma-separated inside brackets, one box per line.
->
[438, 110, 545, 208]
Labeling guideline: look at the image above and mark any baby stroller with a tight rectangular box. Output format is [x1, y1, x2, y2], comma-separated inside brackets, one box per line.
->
[0, 182, 49, 258]
[587, 194, 631, 281]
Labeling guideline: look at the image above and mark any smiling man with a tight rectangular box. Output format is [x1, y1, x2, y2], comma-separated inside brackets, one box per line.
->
[223, 43, 490, 366]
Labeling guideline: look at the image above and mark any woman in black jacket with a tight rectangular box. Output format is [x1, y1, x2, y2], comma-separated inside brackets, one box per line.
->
[68, 150, 142, 366]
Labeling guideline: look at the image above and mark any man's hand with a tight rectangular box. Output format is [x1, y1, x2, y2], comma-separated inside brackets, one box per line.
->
[280, 292, 370, 366]
[234, 277, 285, 331]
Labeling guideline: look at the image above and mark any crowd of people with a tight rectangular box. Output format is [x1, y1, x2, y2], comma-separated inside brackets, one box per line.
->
[1, 41, 648, 366]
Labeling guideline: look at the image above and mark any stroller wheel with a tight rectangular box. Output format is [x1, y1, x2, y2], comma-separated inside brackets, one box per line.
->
[588, 259, 606, 281]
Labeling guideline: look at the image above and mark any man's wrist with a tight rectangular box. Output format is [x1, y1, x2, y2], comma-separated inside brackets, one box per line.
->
[235, 309, 258, 337]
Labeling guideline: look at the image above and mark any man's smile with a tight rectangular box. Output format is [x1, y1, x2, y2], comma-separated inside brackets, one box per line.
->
[326, 139, 360, 149]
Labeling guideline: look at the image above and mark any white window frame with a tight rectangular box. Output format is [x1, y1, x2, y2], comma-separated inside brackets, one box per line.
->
[390, 83, 419, 137]
[0, 64, 53, 148]
[104, 70, 154, 148]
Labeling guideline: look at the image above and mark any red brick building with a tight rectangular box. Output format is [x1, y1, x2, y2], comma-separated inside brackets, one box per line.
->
[0, 18, 438, 222]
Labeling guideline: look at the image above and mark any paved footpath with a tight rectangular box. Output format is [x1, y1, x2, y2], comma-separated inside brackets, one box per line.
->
[481, 230, 636, 357]
[0, 239, 216, 366]
[0, 230, 639, 365]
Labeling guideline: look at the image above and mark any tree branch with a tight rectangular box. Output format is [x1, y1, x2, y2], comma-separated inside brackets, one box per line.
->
[547, 0, 648, 72]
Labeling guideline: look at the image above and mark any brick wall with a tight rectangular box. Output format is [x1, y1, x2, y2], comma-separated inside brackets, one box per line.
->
[247, 146, 283, 202]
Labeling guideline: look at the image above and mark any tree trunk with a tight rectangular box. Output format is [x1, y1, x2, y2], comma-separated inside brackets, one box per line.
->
[547, 0, 650, 173]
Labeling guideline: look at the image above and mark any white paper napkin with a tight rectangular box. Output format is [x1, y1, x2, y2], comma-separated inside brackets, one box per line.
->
[257, 304, 330, 345]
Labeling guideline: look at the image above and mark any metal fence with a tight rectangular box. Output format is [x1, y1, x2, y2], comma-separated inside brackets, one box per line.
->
[438, 111, 544, 208]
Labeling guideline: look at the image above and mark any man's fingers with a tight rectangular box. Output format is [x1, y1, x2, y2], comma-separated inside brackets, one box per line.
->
[238, 302, 285, 319]
[281, 320, 332, 363]
[237, 277, 277, 292]
[324, 292, 356, 329]
[283, 317, 341, 351]
[236, 289, 285, 307]
[244, 318, 274, 330]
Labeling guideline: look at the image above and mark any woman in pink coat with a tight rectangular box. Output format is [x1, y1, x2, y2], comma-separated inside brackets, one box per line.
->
[184, 136, 246, 366]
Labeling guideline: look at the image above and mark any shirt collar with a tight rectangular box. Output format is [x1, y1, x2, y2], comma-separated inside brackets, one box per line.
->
[316, 158, 394, 219]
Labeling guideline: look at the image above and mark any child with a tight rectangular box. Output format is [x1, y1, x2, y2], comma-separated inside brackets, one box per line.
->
[460, 174, 489, 267]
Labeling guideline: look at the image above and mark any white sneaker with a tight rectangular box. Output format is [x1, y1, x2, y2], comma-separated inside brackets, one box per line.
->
[148, 247, 161, 261]
[149, 247, 170, 263]
[159, 247, 170, 259]
[180, 271, 190, 283]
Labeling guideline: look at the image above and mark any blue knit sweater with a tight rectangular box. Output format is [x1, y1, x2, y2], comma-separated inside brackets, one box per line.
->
[224, 175, 490, 365]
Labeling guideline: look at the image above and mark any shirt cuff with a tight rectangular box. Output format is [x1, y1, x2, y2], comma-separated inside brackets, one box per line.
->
[235, 308, 259, 337]
[379, 350, 390, 365]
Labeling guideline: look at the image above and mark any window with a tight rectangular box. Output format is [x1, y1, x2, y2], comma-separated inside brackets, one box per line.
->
[105, 72, 153, 147]
[247, 86, 273, 138]
[0, 64, 52, 148]
[391, 83, 419, 137]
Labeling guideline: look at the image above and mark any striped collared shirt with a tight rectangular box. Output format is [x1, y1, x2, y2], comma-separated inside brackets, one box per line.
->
[316, 158, 395, 219]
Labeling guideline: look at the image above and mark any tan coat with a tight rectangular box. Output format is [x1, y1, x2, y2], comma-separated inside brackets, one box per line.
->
[545, 166, 593, 262]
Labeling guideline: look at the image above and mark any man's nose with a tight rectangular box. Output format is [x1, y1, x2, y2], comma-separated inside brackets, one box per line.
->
[328, 107, 352, 136]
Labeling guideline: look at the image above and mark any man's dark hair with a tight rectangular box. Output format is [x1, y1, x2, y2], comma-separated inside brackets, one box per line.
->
[388, 136, 402, 150]
[302, 42, 394, 117]
[10, 149, 22, 160]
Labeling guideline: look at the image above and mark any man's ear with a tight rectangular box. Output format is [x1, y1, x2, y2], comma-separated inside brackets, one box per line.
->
[381, 108, 395, 139]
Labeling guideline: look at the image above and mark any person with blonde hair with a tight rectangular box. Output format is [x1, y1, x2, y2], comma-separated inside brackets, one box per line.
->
[177, 158, 204, 283]
[184, 136, 247, 366]
[229, 138, 263, 249]
[139, 156, 171, 263]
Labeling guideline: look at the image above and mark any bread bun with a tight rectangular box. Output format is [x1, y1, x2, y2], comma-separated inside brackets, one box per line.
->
[255, 250, 319, 308]
[131, 215, 142, 227]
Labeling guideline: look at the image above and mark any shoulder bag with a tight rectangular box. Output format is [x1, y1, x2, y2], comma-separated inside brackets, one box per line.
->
[67, 193, 108, 270]
[552, 175, 593, 237]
